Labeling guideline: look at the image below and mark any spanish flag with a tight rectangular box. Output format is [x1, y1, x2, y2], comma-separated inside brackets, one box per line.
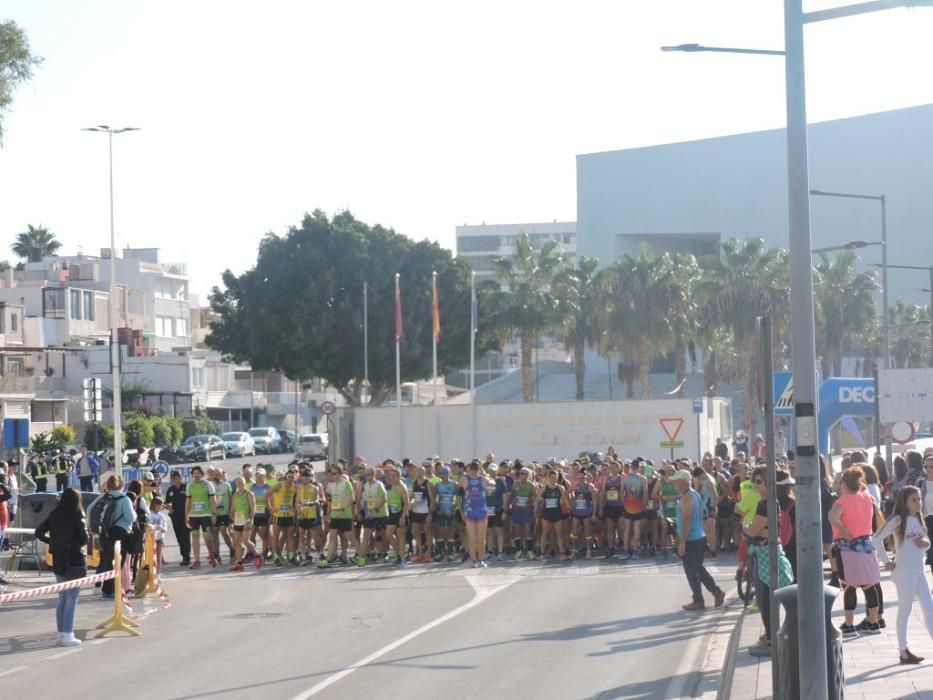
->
[432, 274, 441, 343]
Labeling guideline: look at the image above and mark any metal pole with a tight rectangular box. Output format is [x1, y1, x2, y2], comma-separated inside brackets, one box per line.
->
[432, 271, 440, 456]
[762, 316, 782, 700]
[929, 267, 933, 366]
[363, 280, 369, 394]
[872, 363, 882, 460]
[395, 273, 403, 460]
[880, 196, 892, 467]
[470, 272, 477, 459]
[783, 1, 830, 696]
[607, 351, 613, 400]
[107, 130, 123, 479]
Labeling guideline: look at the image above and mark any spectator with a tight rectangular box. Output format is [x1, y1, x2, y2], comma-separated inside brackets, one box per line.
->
[672, 469, 725, 611]
[921, 454, 933, 579]
[89, 474, 136, 600]
[774, 429, 787, 460]
[714, 437, 729, 461]
[904, 450, 925, 488]
[0, 471, 10, 585]
[165, 471, 191, 566]
[829, 466, 883, 638]
[872, 454, 889, 489]
[148, 496, 167, 581]
[863, 464, 882, 506]
[74, 447, 99, 493]
[34, 488, 89, 646]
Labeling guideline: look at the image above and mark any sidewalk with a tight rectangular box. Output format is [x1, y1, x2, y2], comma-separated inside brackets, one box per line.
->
[723, 572, 933, 699]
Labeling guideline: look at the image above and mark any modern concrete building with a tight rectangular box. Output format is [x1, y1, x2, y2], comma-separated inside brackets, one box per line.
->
[455, 221, 576, 284]
[576, 103, 933, 306]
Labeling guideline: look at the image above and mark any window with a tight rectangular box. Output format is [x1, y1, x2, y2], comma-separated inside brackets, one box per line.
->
[457, 235, 500, 253]
[10, 313, 17, 332]
[83, 291, 95, 321]
[175, 318, 188, 337]
[156, 315, 171, 337]
[70, 289, 81, 319]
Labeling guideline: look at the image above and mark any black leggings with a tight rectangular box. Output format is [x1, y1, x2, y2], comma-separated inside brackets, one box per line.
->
[843, 583, 880, 612]
[757, 581, 773, 641]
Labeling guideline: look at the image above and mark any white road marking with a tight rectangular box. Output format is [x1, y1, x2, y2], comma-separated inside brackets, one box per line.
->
[289, 575, 519, 700]
[664, 608, 724, 699]
[47, 648, 83, 660]
[0, 666, 28, 678]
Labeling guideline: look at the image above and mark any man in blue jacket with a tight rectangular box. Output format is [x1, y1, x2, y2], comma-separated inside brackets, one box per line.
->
[75, 447, 100, 493]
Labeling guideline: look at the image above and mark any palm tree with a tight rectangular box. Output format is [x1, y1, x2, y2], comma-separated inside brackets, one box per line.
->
[698, 238, 789, 435]
[12, 224, 61, 262]
[597, 250, 692, 399]
[489, 231, 566, 402]
[813, 251, 879, 377]
[889, 299, 930, 368]
[554, 255, 602, 400]
[668, 253, 701, 397]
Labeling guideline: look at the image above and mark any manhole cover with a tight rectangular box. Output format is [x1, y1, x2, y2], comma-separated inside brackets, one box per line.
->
[228, 612, 284, 620]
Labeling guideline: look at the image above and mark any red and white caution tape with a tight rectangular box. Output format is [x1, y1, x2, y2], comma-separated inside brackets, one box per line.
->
[0, 570, 116, 604]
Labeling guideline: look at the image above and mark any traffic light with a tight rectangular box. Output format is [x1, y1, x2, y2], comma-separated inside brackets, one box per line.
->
[82, 377, 103, 422]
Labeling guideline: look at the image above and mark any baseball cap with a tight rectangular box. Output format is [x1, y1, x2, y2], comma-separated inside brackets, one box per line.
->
[670, 470, 693, 483]
[439, 465, 450, 475]
[143, 471, 154, 481]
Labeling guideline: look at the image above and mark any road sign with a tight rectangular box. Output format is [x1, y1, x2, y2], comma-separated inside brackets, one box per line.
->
[659, 417, 684, 442]
[773, 371, 794, 416]
[2, 418, 29, 448]
[890, 421, 916, 445]
[692, 397, 704, 414]
[321, 401, 336, 416]
[151, 460, 170, 476]
[660, 440, 685, 449]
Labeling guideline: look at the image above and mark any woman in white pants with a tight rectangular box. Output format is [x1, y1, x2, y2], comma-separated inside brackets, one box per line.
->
[872, 486, 933, 664]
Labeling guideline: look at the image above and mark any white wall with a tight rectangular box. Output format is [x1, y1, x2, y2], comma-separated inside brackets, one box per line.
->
[338, 397, 731, 464]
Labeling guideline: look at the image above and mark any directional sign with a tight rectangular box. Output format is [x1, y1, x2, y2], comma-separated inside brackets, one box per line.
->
[773, 371, 794, 416]
[660, 440, 685, 449]
[151, 460, 170, 476]
[692, 397, 704, 414]
[321, 400, 336, 416]
[659, 417, 684, 443]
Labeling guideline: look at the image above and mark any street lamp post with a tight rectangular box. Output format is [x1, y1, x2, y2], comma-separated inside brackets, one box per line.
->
[82, 125, 139, 479]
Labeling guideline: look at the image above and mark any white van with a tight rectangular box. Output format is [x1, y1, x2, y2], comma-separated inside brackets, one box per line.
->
[296, 433, 328, 460]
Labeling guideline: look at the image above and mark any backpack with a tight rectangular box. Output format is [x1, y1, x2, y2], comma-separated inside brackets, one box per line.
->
[97, 492, 127, 534]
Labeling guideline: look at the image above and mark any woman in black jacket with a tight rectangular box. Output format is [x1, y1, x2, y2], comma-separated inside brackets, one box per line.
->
[35, 488, 89, 647]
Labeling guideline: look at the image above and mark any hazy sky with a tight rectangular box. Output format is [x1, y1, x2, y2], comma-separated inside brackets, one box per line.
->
[2, 1, 932, 301]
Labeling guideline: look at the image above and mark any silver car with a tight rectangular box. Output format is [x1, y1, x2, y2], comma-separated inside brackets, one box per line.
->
[248, 426, 280, 454]
[222, 432, 255, 457]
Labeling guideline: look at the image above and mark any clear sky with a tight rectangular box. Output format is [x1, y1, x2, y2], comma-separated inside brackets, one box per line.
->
[1, 1, 932, 301]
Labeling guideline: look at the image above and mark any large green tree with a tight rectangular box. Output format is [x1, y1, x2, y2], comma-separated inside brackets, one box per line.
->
[698, 238, 789, 435]
[12, 224, 61, 262]
[0, 21, 42, 143]
[208, 210, 489, 406]
[813, 251, 879, 377]
[487, 232, 567, 402]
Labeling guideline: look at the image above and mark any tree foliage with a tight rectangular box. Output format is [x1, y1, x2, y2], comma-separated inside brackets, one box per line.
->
[12, 224, 61, 262]
[0, 21, 42, 143]
[208, 210, 493, 406]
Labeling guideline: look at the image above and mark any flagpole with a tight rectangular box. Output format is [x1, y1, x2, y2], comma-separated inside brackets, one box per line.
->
[432, 271, 440, 457]
[363, 280, 369, 403]
[395, 273, 403, 460]
[470, 271, 477, 460]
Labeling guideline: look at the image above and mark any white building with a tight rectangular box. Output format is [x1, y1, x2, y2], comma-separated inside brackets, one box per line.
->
[576, 103, 933, 307]
[455, 221, 576, 284]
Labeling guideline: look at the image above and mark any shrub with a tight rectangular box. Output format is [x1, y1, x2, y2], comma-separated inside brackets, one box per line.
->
[124, 413, 154, 450]
[84, 423, 114, 449]
[50, 425, 77, 449]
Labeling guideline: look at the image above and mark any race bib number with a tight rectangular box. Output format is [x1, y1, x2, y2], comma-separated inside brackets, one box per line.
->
[389, 503, 400, 514]
[367, 500, 380, 511]
[545, 497, 559, 509]
[255, 502, 267, 514]
[234, 513, 248, 526]
[646, 499, 656, 510]
[278, 503, 292, 513]
[413, 491, 425, 502]
[606, 490, 619, 502]
[193, 502, 206, 512]
[574, 498, 587, 511]
[515, 495, 529, 507]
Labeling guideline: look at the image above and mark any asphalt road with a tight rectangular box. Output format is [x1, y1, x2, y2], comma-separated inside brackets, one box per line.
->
[0, 533, 736, 700]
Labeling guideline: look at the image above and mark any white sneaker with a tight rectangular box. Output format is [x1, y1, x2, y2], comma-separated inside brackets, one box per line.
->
[55, 632, 63, 645]
[60, 633, 82, 647]
[479, 559, 488, 568]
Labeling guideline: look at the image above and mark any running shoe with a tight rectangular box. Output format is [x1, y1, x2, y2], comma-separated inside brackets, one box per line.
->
[860, 622, 882, 635]
[681, 602, 705, 611]
[619, 551, 631, 561]
[289, 557, 300, 566]
[354, 555, 367, 567]
[525, 550, 536, 561]
[514, 550, 525, 561]
[447, 553, 458, 563]
[254, 555, 263, 570]
[631, 549, 640, 560]
[317, 558, 332, 569]
[274, 556, 283, 567]
[839, 624, 859, 640]
[190, 560, 202, 569]
[748, 641, 771, 657]
[229, 562, 244, 572]
[393, 557, 407, 568]
[208, 552, 218, 568]
[714, 589, 725, 608]
[479, 559, 488, 568]
[496, 553, 503, 562]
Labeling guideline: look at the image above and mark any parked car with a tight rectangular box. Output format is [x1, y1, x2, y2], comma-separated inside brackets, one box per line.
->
[248, 426, 280, 455]
[178, 434, 227, 462]
[277, 429, 298, 453]
[295, 433, 328, 460]
[221, 432, 255, 457]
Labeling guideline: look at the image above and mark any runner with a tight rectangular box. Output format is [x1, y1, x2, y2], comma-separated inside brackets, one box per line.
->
[355, 465, 388, 566]
[571, 469, 597, 559]
[538, 468, 569, 560]
[229, 476, 258, 571]
[209, 467, 235, 563]
[659, 464, 678, 557]
[485, 463, 509, 561]
[621, 460, 648, 560]
[433, 465, 459, 561]
[510, 467, 537, 560]
[249, 467, 271, 563]
[599, 462, 624, 556]
[409, 466, 433, 562]
[184, 465, 217, 569]
[460, 460, 493, 568]
[644, 463, 661, 556]
[384, 465, 411, 567]
[296, 467, 324, 565]
[319, 463, 355, 568]
[268, 467, 298, 566]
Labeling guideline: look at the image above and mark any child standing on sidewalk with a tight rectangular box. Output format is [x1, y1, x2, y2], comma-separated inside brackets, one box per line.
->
[872, 486, 933, 664]
[148, 497, 167, 582]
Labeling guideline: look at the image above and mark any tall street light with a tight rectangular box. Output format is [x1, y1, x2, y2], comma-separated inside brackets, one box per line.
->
[662, 2, 932, 696]
[811, 239, 883, 255]
[82, 125, 139, 479]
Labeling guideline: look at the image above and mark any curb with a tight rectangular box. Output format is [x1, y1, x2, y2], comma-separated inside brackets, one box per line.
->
[716, 607, 746, 700]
